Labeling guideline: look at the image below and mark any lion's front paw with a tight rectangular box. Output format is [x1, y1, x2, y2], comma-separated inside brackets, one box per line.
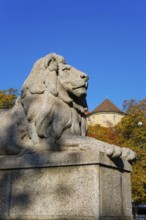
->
[104, 144, 115, 156]
[106, 145, 136, 161]
[109, 145, 122, 158]
[121, 147, 137, 161]
[103, 144, 122, 158]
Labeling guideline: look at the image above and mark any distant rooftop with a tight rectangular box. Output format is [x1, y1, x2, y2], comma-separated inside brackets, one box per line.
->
[91, 99, 124, 114]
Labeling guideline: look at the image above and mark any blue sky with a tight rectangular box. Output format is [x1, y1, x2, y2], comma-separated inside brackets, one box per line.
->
[0, 0, 146, 111]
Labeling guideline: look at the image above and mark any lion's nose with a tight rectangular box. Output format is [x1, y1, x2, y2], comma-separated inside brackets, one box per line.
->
[80, 74, 89, 81]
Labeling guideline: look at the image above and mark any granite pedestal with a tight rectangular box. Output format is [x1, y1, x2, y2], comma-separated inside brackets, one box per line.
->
[0, 150, 132, 220]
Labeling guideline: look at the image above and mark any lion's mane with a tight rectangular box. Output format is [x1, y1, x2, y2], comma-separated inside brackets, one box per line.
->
[20, 53, 88, 149]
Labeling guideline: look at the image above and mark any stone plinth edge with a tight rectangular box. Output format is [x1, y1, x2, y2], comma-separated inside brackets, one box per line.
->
[0, 150, 132, 172]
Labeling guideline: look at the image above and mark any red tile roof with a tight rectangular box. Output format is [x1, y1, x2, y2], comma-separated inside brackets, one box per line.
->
[91, 99, 124, 114]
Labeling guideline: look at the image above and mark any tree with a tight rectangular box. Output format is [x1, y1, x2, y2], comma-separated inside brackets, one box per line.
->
[87, 98, 146, 204]
[115, 99, 146, 204]
[0, 88, 18, 109]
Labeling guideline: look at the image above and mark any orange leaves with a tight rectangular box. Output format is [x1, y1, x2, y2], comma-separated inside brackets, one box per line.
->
[87, 124, 117, 145]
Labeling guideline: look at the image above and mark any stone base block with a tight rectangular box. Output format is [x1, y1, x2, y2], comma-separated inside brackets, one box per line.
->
[0, 151, 132, 220]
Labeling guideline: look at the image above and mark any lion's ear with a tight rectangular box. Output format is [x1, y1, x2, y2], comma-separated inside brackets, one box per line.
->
[44, 53, 65, 70]
[45, 58, 58, 71]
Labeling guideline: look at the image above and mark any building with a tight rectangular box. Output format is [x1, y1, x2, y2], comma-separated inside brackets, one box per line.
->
[87, 99, 124, 127]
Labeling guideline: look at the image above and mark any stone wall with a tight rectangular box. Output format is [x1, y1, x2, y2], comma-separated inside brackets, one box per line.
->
[87, 112, 124, 127]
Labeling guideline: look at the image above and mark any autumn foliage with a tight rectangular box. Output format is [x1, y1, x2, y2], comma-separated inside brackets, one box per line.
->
[0, 88, 18, 109]
[87, 99, 146, 204]
[87, 124, 117, 145]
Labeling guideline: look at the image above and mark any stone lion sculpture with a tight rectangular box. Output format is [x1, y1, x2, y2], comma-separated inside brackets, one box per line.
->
[0, 53, 136, 160]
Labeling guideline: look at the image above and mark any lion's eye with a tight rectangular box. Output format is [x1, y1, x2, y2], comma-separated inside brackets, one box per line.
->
[62, 65, 71, 71]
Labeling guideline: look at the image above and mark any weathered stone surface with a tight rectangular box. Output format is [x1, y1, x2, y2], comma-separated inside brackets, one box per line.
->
[122, 172, 132, 217]
[0, 152, 132, 220]
[99, 167, 132, 219]
[100, 167, 123, 216]
[10, 166, 99, 218]
[0, 171, 11, 217]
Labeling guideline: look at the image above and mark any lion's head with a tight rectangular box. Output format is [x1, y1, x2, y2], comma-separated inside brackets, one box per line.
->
[57, 62, 88, 97]
[22, 53, 88, 106]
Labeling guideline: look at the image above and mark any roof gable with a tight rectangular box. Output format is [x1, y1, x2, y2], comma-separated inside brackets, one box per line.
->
[92, 99, 124, 114]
